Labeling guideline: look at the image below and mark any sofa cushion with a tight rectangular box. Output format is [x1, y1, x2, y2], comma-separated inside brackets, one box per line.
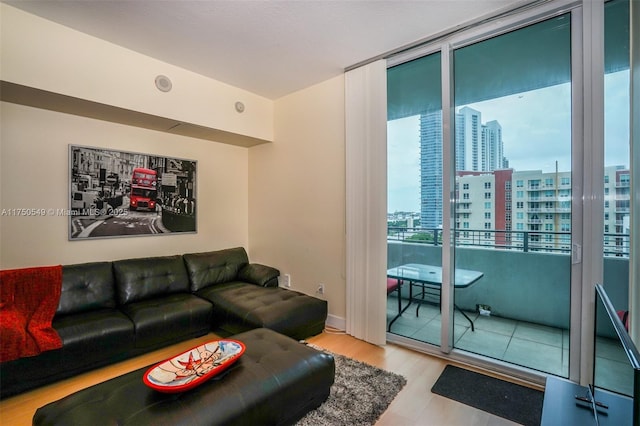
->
[113, 255, 190, 305]
[57, 262, 115, 316]
[54, 309, 135, 368]
[0, 308, 136, 398]
[183, 248, 249, 292]
[119, 294, 212, 349]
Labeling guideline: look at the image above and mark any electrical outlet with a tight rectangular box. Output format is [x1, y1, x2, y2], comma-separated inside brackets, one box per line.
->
[316, 283, 325, 295]
[280, 274, 291, 288]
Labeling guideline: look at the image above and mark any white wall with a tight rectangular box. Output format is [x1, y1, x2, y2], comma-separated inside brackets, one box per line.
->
[1, 4, 350, 325]
[0, 3, 273, 142]
[249, 75, 347, 323]
[0, 102, 249, 268]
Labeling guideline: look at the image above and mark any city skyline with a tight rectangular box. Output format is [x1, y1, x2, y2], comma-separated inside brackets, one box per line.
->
[388, 70, 630, 213]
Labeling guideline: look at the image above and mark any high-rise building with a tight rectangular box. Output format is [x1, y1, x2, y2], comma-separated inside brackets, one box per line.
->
[420, 107, 505, 229]
[456, 106, 482, 171]
[419, 111, 443, 229]
[483, 120, 503, 171]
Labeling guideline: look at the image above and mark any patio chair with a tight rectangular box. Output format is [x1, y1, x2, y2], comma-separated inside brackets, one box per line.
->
[387, 278, 403, 331]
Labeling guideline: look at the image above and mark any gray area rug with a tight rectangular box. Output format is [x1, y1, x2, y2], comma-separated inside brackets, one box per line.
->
[297, 345, 407, 426]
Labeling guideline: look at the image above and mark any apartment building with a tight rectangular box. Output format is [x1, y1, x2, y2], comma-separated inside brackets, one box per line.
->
[454, 165, 629, 256]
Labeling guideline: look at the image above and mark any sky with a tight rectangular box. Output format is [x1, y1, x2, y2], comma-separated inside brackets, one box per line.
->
[388, 70, 630, 213]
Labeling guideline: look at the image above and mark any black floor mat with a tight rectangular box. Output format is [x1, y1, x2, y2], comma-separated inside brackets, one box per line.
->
[431, 365, 544, 426]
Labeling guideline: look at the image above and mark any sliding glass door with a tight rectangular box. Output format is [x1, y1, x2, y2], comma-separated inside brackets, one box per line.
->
[451, 14, 572, 377]
[387, 51, 442, 346]
[384, 1, 621, 380]
[386, 0, 631, 382]
[599, 0, 631, 387]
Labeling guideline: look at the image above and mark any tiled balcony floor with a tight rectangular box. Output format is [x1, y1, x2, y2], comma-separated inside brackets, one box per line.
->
[387, 295, 570, 377]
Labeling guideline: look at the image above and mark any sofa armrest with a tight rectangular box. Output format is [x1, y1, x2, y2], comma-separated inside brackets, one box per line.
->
[237, 263, 280, 287]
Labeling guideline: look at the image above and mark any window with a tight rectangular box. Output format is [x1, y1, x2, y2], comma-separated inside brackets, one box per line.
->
[620, 174, 630, 185]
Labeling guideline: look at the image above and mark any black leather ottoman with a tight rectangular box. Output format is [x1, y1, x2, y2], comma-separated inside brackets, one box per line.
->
[33, 328, 335, 426]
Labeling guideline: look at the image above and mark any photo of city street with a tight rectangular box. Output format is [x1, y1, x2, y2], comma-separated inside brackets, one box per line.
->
[69, 145, 196, 240]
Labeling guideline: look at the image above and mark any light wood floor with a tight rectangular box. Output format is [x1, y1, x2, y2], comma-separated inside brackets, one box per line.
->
[0, 330, 542, 426]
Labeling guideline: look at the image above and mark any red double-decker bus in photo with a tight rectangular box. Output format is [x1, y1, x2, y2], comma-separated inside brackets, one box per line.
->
[129, 167, 157, 211]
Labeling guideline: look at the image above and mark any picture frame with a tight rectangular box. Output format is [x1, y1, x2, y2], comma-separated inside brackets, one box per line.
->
[69, 145, 197, 240]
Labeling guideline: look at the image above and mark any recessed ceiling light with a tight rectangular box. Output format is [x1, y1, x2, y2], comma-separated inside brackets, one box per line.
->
[155, 75, 172, 92]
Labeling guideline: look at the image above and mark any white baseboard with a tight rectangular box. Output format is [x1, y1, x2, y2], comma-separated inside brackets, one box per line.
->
[326, 314, 346, 331]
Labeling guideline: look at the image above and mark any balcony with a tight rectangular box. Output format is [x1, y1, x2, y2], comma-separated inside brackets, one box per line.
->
[386, 227, 630, 377]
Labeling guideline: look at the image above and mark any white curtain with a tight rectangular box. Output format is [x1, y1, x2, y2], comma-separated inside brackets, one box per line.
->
[345, 60, 388, 345]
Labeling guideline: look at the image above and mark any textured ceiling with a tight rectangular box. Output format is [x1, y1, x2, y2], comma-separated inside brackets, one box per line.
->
[4, 0, 523, 100]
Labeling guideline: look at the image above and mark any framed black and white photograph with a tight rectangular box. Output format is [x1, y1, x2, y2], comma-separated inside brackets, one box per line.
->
[69, 145, 197, 240]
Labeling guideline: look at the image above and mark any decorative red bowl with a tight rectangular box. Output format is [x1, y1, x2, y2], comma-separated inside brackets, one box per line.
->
[143, 339, 246, 393]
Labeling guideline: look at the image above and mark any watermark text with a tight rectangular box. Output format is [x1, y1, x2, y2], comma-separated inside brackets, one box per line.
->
[1, 208, 128, 217]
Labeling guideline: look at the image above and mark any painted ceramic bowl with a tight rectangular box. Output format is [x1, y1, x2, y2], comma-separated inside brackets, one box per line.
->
[143, 339, 245, 393]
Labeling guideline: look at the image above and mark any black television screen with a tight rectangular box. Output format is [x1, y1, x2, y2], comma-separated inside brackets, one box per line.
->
[594, 284, 640, 426]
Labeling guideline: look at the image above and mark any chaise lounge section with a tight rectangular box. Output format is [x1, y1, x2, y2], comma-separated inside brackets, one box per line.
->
[184, 249, 328, 339]
[0, 247, 328, 399]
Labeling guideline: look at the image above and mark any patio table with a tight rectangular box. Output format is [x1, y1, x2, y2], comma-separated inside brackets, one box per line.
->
[386, 263, 484, 332]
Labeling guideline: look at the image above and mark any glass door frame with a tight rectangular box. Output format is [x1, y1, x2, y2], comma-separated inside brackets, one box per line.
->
[386, 0, 606, 387]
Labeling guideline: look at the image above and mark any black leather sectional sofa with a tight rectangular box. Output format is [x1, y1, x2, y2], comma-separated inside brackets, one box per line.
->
[0, 247, 328, 398]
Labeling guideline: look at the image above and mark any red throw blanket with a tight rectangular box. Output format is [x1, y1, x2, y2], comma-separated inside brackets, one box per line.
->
[0, 265, 63, 362]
